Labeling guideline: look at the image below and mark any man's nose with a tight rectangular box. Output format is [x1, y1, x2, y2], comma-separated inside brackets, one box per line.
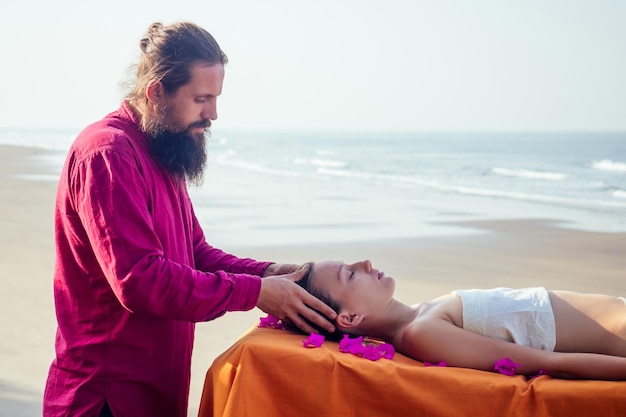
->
[202, 102, 218, 121]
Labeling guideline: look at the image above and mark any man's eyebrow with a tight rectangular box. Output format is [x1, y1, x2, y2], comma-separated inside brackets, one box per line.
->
[336, 264, 344, 282]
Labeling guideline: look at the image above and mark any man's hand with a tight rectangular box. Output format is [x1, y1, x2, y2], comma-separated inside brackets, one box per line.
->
[257, 264, 336, 334]
[262, 263, 300, 277]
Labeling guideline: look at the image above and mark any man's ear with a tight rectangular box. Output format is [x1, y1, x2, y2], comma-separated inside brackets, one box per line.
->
[146, 80, 165, 104]
[336, 311, 364, 329]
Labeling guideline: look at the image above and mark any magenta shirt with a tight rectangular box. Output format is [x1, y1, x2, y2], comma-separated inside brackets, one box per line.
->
[43, 103, 270, 417]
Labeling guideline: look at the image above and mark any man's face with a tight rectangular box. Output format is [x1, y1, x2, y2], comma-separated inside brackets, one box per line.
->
[160, 63, 224, 139]
[146, 63, 225, 184]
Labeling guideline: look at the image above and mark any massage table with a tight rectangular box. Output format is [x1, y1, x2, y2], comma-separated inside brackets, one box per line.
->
[198, 327, 626, 417]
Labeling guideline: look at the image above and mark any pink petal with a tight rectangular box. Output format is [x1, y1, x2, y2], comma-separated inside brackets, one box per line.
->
[348, 344, 367, 356]
[378, 343, 396, 359]
[258, 314, 284, 329]
[337, 335, 396, 361]
[302, 333, 325, 348]
[339, 335, 364, 353]
[494, 358, 520, 376]
[361, 345, 382, 361]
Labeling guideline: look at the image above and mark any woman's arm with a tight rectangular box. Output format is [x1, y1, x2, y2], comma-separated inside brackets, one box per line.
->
[401, 318, 626, 380]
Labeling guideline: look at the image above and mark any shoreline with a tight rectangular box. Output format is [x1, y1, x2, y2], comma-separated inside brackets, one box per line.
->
[1, 144, 625, 416]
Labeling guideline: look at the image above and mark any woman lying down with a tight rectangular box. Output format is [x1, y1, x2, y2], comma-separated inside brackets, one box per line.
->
[295, 260, 626, 380]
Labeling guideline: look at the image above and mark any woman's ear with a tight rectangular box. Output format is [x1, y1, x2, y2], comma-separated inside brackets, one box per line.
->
[336, 311, 364, 329]
[146, 80, 165, 104]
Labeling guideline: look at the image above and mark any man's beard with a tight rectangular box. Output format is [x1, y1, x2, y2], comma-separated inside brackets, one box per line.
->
[145, 110, 209, 186]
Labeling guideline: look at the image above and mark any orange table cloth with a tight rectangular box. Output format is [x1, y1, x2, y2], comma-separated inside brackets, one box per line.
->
[198, 327, 626, 417]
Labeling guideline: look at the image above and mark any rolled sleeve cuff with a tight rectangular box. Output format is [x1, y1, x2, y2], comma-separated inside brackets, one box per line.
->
[228, 273, 263, 312]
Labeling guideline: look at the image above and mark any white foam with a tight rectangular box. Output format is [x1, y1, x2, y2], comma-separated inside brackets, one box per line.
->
[317, 167, 626, 210]
[310, 158, 348, 168]
[592, 159, 626, 172]
[492, 167, 567, 181]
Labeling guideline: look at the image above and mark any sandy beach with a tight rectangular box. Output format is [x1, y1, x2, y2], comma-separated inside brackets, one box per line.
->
[1, 144, 625, 417]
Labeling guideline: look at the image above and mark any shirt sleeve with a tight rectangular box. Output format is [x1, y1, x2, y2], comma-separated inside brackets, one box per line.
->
[70, 144, 263, 322]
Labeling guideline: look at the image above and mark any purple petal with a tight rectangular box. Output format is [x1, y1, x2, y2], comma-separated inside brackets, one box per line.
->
[348, 343, 367, 356]
[258, 314, 284, 329]
[362, 345, 382, 361]
[494, 358, 520, 376]
[378, 343, 396, 359]
[302, 333, 325, 348]
[339, 335, 364, 353]
[337, 336, 394, 360]
[337, 334, 396, 361]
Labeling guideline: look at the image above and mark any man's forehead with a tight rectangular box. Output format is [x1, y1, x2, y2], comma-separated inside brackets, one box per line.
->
[185, 63, 224, 85]
[189, 62, 224, 76]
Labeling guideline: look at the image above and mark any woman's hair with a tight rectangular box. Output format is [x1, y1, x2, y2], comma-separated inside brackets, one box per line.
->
[295, 263, 344, 341]
[125, 21, 228, 107]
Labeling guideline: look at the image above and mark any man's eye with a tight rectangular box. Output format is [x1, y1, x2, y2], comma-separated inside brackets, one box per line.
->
[195, 98, 206, 103]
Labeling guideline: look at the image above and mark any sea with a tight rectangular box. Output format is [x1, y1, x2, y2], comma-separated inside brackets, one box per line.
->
[1, 128, 625, 246]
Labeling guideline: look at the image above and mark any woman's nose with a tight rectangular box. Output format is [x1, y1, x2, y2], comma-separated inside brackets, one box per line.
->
[360, 260, 372, 272]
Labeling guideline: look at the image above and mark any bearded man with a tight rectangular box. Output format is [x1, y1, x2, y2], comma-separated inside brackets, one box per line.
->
[43, 21, 335, 417]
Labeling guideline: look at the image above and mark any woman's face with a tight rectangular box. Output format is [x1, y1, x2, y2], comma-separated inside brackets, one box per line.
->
[310, 260, 396, 316]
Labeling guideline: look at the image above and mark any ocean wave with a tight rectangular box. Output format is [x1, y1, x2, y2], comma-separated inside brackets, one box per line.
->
[217, 157, 303, 177]
[592, 159, 626, 172]
[317, 168, 440, 188]
[492, 167, 568, 181]
[311, 158, 348, 168]
[451, 186, 626, 210]
[317, 167, 626, 210]
[613, 190, 626, 199]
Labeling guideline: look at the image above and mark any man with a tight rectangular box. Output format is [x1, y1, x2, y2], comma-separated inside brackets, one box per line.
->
[43, 22, 335, 417]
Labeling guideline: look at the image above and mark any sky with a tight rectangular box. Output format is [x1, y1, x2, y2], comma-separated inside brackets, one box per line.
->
[0, 0, 625, 133]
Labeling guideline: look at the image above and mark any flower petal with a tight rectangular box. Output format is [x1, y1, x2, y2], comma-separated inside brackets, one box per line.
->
[302, 333, 325, 348]
[339, 335, 364, 353]
[362, 345, 382, 361]
[494, 358, 520, 376]
[337, 335, 396, 361]
[378, 343, 396, 359]
[258, 314, 284, 329]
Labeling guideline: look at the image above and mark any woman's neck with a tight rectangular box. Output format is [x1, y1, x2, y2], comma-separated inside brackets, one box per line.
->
[359, 299, 418, 345]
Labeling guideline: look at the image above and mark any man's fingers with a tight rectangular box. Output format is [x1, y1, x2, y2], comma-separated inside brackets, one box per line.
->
[257, 274, 336, 334]
[288, 315, 317, 335]
[296, 298, 336, 334]
[285, 263, 310, 282]
[301, 290, 336, 321]
[306, 311, 336, 334]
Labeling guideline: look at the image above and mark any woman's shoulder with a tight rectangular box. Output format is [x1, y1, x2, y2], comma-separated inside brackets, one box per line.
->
[396, 295, 463, 360]
[414, 293, 463, 327]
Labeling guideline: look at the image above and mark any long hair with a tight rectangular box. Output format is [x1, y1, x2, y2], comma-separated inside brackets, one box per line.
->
[125, 21, 228, 107]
